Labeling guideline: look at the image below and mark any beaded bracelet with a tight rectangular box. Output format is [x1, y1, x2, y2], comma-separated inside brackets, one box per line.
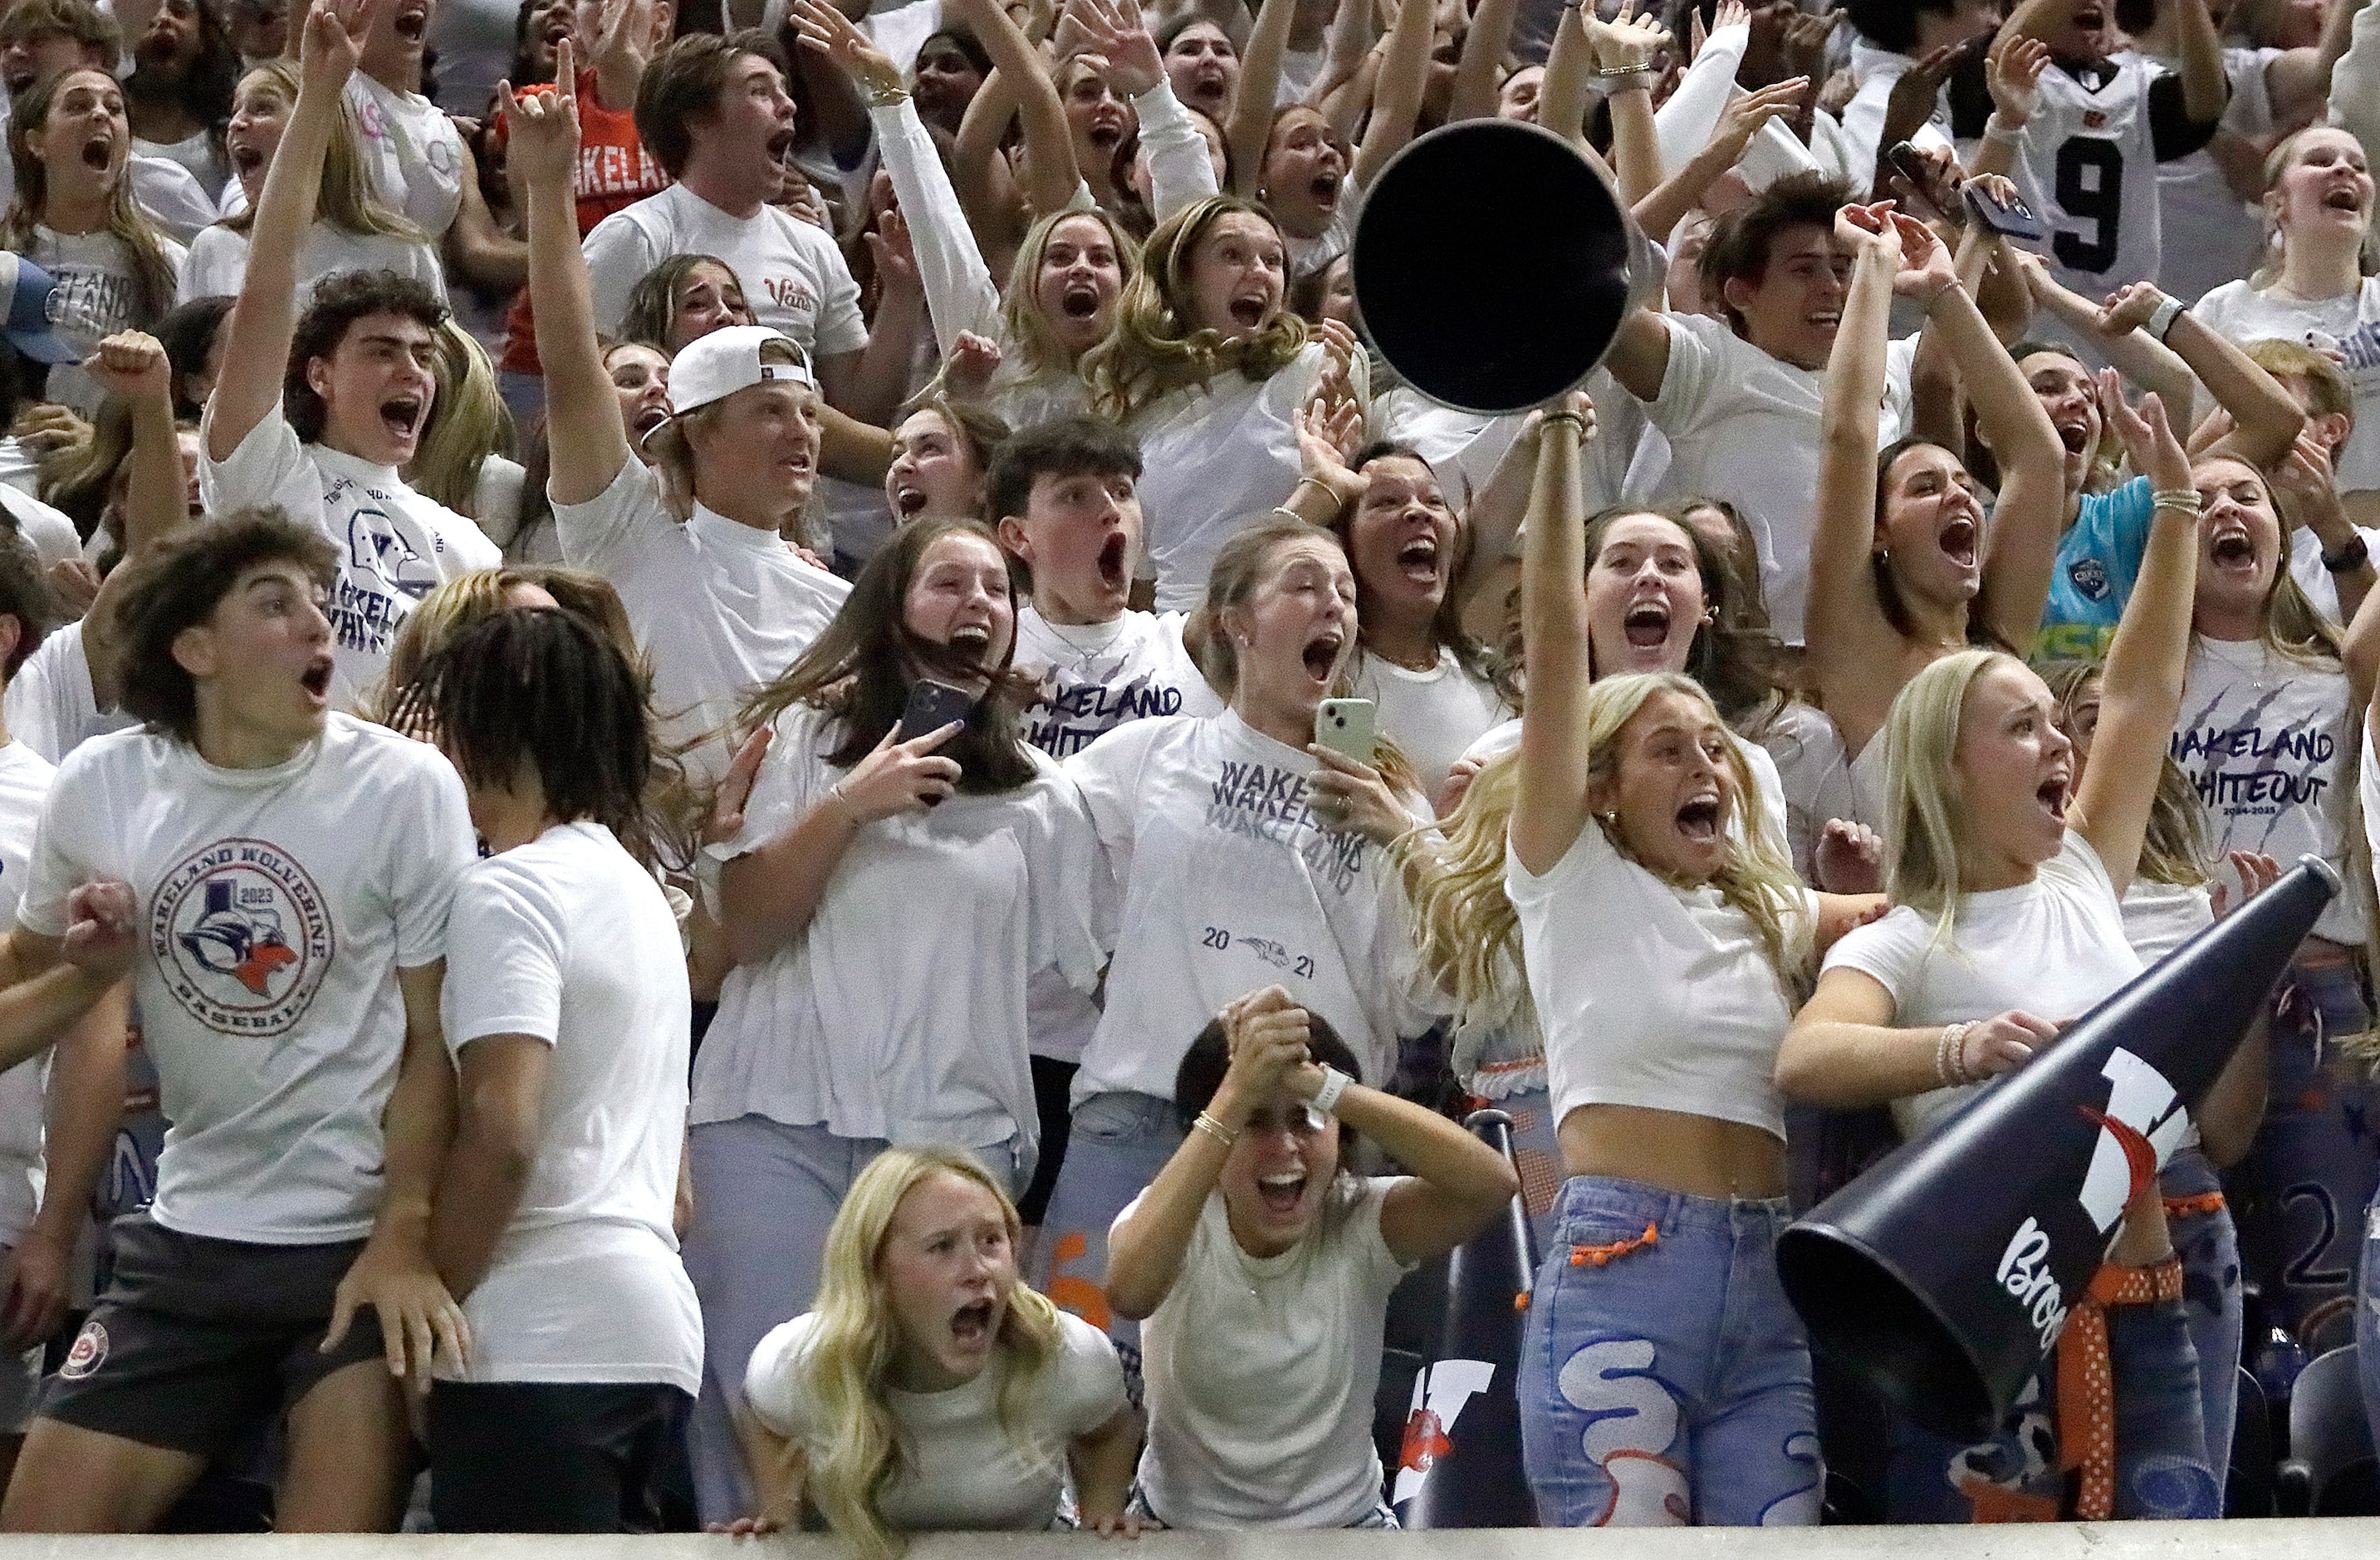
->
[2150, 490, 2204, 513]
[1192, 1112, 1237, 1150]
[1935, 1022, 1974, 1087]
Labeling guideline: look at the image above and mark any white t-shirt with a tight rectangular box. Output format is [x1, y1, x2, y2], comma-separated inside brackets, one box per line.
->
[176, 220, 448, 307]
[0, 742, 55, 1246]
[0, 146, 213, 242]
[1013, 606, 1222, 759]
[1129, 1177, 1412, 1529]
[1821, 832, 2143, 1142]
[437, 820, 701, 1391]
[1507, 817, 1810, 1140]
[698, 703, 1103, 1151]
[2287, 522, 2380, 625]
[1743, 699, 1862, 883]
[16, 716, 475, 1244]
[752, 1314, 1123, 1533]
[551, 458, 850, 780]
[2171, 635, 2362, 944]
[2, 627, 130, 765]
[1643, 312, 1916, 644]
[346, 73, 466, 238]
[1012, 603, 1222, 1069]
[132, 129, 226, 200]
[2006, 53, 2166, 297]
[581, 182, 869, 361]
[0, 485, 82, 572]
[2146, 47, 2278, 306]
[745, 1307, 1124, 1533]
[2194, 277, 2380, 498]
[1063, 711, 1440, 1106]
[1134, 342, 1334, 613]
[2120, 876, 2213, 968]
[1348, 648, 1508, 793]
[27, 226, 186, 416]
[200, 405, 502, 713]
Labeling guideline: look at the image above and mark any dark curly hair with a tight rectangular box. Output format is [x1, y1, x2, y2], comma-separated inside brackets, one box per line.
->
[284, 270, 448, 444]
[108, 506, 335, 743]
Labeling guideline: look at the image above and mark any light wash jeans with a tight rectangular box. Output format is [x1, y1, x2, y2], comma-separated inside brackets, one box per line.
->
[1517, 1175, 1822, 1528]
[2160, 1144, 2242, 1481]
[1031, 1090, 1183, 1398]
[678, 1116, 1022, 1524]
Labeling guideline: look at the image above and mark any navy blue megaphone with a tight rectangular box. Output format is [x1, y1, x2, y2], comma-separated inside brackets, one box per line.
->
[1776, 857, 2339, 1440]
[1393, 1109, 1539, 1528]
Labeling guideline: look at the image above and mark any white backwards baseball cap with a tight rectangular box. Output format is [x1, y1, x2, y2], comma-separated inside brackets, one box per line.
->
[665, 324, 815, 416]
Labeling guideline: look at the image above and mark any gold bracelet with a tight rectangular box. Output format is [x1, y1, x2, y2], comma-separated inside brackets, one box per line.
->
[864, 79, 909, 106]
[1191, 1112, 1237, 1150]
[1540, 410, 1588, 438]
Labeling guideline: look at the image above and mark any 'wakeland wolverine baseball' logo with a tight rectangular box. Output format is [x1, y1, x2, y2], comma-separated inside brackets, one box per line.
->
[150, 839, 334, 1037]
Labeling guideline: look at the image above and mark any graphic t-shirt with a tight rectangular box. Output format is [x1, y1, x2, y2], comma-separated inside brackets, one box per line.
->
[29, 226, 184, 416]
[2171, 635, 2362, 944]
[200, 404, 502, 712]
[2036, 476, 2156, 661]
[347, 72, 466, 238]
[580, 182, 868, 361]
[15, 716, 476, 1244]
[1012, 606, 1222, 759]
[496, 68, 673, 375]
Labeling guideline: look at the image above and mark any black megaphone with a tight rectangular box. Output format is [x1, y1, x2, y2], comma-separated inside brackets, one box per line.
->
[1775, 856, 2339, 1440]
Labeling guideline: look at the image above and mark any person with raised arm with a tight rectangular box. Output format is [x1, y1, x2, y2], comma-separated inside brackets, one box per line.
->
[198, 0, 500, 714]
[1777, 378, 2216, 1521]
[510, 42, 850, 780]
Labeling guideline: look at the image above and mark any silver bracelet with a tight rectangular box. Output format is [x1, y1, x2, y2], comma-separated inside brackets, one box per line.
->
[1982, 114, 2024, 146]
[1310, 1065, 1352, 1116]
[2150, 489, 2205, 513]
[2144, 295, 2186, 342]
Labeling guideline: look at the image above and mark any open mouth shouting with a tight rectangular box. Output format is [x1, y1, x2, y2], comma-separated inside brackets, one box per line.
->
[948, 1297, 997, 1350]
[231, 141, 267, 178]
[1227, 292, 1271, 330]
[1939, 514, 1978, 570]
[766, 127, 796, 161]
[630, 404, 670, 441]
[948, 621, 993, 657]
[1301, 628, 1344, 686]
[380, 394, 425, 445]
[1674, 789, 1724, 844]
[81, 131, 115, 172]
[1257, 1170, 1306, 1217]
[1623, 598, 1672, 650]
[1310, 168, 1341, 207]
[2322, 183, 2368, 215]
[1096, 531, 1128, 593]
[1396, 533, 1440, 589]
[300, 652, 334, 704]
[2206, 522, 2258, 573]
[892, 480, 929, 519]
[1088, 106, 1128, 151]
[392, 1, 428, 42]
[2037, 770, 2069, 823]
[2053, 416, 2092, 456]
[1060, 280, 1103, 321]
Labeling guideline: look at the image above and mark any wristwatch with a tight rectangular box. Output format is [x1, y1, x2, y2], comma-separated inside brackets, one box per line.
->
[2323, 532, 2370, 574]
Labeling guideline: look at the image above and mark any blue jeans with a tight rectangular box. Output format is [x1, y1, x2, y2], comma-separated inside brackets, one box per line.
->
[1517, 1176, 1822, 1527]
[1031, 1091, 1183, 1399]
[2161, 1145, 2241, 1480]
[679, 1116, 1022, 1523]
[2357, 1192, 2380, 1441]
[2245, 960, 2378, 1338]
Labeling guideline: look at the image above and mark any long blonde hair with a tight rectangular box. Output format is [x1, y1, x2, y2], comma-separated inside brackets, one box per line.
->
[222, 61, 425, 243]
[1880, 649, 2019, 943]
[408, 319, 516, 516]
[1398, 748, 1533, 1040]
[1082, 196, 1305, 425]
[2247, 125, 2380, 289]
[3, 69, 177, 326]
[798, 1147, 1068, 1560]
[997, 206, 1141, 385]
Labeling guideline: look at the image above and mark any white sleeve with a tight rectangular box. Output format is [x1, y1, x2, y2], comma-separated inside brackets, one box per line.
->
[581, 210, 662, 337]
[1133, 79, 1221, 224]
[1024, 769, 1107, 997]
[386, 748, 478, 969]
[1062, 723, 1153, 894]
[440, 863, 566, 1050]
[1653, 19, 1749, 174]
[1817, 912, 1928, 1011]
[866, 99, 1004, 353]
[15, 757, 99, 940]
[742, 1317, 818, 1440]
[198, 401, 321, 532]
[716, 709, 833, 861]
[1643, 312, 1725, 431]
[1051, 1312, 1129, 1438]
[2333, 2, 2380, 164]
[1837, 72, 1896, 189]
[551, 448, 667, 578]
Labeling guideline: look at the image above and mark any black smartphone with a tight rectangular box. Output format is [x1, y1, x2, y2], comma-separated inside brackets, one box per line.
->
[1963, 179, 2049, 243]
[898, 678, 978, 741]
[1883, 141, 1947, 220]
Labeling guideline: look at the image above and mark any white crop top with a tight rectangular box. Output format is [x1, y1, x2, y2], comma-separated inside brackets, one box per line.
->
[1505, 818, 1812, 1140]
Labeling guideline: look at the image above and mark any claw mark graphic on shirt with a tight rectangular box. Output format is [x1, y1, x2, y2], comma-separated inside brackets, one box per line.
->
[1555, 1337, 1688, 1525]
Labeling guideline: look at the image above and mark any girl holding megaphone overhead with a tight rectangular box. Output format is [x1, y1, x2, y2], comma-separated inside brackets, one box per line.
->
[1773, 217, 2218, 1520]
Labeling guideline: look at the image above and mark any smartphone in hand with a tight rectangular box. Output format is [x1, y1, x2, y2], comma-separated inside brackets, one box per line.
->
[1313, 698, 1377, 764]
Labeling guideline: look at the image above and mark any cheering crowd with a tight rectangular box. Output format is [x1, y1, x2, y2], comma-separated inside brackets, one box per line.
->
[0, 0, 2364, 1533]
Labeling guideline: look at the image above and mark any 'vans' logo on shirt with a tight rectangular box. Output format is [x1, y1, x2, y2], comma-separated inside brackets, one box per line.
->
[764, 277, 818, 315]
[150, 839, 335, 1038]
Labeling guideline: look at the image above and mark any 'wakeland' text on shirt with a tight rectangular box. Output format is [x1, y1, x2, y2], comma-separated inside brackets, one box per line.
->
[1206, 758, 1369, 893]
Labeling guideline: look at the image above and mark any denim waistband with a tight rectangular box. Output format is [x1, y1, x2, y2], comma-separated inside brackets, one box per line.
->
[1551, 1173, 1795, 1239]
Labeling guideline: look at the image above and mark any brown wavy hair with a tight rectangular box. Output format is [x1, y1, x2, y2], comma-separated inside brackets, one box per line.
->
[1082, 195, 1305, 424]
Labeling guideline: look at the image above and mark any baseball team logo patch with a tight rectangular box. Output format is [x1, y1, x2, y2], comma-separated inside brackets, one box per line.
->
[150, 839, 334, 1038]
[59, 1319, 105, 1380]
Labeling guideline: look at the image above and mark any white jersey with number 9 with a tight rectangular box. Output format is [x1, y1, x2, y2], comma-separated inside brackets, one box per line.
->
[2009, 55, 2165, 297]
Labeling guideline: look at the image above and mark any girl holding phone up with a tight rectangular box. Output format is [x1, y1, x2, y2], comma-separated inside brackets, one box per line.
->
[681, 516, 1106, 1524]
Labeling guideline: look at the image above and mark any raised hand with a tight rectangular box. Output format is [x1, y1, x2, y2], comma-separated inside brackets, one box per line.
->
[943, 331, 1003, 399]
[835, 720, 965, 821]
[1065, 0, 1162, 98]
[497, 37, 580, 192]
[298, 0, 386, 92]
[1711, 77, 1809, 164]
[2093, 280, 2173, 339]
[1814, 817, 1885, 895]
[2096, 372, 2189, 490]
[1882, 40, 1959, 145]
[1986, 31, 2049, 127]
[786, 0, 904, 96]
[81, 331, 173, 405]
[1584, 0, 1669, 71]
[1885, 208, 1958, 299]
[591, 0, 656, 76]
[864, 207, 922, 298]
[705, 726, 774, 847]
[2266, 429, 2349, 532]
[1834, 198, 1905, 264]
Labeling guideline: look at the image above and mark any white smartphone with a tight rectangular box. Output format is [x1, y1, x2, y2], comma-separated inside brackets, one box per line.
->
[1313, 698, 1377, 764]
